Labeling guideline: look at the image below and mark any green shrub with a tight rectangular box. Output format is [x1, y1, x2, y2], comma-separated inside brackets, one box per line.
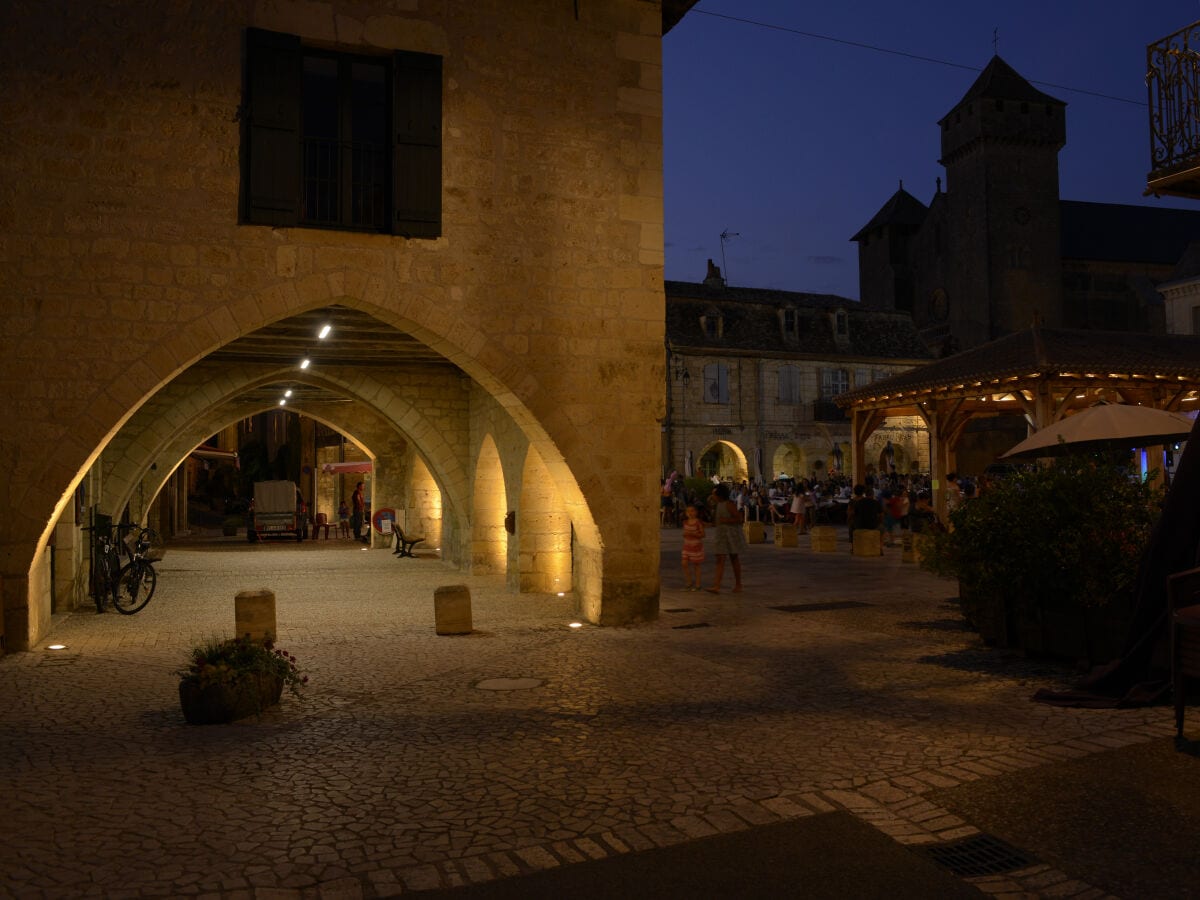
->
[920, 455, 1161, 615]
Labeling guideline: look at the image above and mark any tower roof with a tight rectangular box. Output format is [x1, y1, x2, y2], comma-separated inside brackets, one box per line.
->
[850, 187, 928, 242]
[939, 55, 1065, 123]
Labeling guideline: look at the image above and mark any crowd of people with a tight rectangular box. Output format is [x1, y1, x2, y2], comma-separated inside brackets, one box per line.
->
[662, 469, 984, 589]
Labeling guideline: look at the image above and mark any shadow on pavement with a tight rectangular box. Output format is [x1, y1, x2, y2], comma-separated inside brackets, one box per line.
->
[927, 738, 1200, 900]
[414, 812, 982, 899]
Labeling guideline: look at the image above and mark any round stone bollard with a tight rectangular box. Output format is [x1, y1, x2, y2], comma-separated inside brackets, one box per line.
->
[235, 589, 277, 643]
[434, 584, 473, 635]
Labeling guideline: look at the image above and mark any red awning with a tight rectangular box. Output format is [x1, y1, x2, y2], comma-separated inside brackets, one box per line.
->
[321, 461, 373, 474]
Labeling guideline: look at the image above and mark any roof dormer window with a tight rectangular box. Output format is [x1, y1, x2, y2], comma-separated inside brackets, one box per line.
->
[700, 308, 723, 341]
[780, 306, 798, 341]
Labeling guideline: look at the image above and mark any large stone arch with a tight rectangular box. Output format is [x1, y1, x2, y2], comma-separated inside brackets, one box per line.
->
[100, 365, 471, 540]
[696, 440, 749, 484]
[10, 272, 657, 647]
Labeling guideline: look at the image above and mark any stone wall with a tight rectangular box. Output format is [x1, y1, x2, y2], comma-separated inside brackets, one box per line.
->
[0, 0, 668, 649]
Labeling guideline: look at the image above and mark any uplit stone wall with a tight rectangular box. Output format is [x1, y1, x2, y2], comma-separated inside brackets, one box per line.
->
[0, 0, 668, 649]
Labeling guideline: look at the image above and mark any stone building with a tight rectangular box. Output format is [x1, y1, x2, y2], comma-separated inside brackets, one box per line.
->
[0, 0, 699, 651]
[664, 264, 932, 483]
[854, 55, 1200, 354]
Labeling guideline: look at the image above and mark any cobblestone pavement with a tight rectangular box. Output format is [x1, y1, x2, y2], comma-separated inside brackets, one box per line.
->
[0, 528, 1179, 898]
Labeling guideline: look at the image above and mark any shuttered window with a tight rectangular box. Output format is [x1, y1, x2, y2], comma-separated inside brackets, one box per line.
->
[704, 363, 729, 404]
[241, 28, 442, 238]
[778, 365, 800, 405]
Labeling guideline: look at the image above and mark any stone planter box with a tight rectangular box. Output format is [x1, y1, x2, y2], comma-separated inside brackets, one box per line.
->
[178, 674, 284, 725]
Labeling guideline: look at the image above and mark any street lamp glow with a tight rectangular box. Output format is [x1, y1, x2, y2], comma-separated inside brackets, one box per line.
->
[279, 399, 287, 406]
[299, 357, 311, 369]
[568, 622, 583, 629]
[284, 389, 293, 398]
[318, 324, 332, 339]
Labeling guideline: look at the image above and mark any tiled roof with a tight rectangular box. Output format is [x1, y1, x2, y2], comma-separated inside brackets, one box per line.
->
[850, 188, 928, 241]
[837, 326, 1200, 403]
[941, 55, 1064, 120]
[665, 281, 933, 361]
[1060, 200, 1200, 265]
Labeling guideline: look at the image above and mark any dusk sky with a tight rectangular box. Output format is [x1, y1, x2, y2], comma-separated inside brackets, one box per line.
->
[662, 1, 1200, 299]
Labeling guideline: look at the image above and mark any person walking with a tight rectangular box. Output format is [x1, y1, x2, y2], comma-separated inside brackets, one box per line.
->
[680, 504, 705, 590]
[351, 481, 367, 544]
[706, 483, 745, 593]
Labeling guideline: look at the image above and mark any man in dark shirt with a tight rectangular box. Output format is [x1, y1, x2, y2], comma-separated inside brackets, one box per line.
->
[851, 484, 882, 532]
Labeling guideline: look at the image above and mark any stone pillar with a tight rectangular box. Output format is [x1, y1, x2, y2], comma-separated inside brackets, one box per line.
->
[235, 589, 276, 643]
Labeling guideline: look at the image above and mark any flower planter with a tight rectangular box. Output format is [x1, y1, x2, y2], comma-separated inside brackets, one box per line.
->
[178, 674, 283, 725]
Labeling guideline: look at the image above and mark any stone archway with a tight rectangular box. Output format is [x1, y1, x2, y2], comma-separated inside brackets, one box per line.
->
[697, 440, 749, 484]
[771, 443, 802, 481]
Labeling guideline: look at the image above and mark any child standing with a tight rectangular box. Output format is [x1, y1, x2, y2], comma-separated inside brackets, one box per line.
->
[680, 504, 705, 590]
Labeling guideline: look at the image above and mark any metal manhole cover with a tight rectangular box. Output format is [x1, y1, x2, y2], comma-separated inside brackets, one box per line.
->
[475, 677, 542, 691]
[770, 601, 872, 613]
[673, 622, 711, 630]
[921, 833, 1036, 877]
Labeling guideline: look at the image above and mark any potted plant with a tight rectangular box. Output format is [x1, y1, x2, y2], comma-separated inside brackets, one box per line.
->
[919, 453, 1159, 664]
[177, 636, 307, 724]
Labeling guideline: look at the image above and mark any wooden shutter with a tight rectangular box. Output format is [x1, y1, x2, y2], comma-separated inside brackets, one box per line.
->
[243, 28, 301, 226]
[392, 51, 442, 239]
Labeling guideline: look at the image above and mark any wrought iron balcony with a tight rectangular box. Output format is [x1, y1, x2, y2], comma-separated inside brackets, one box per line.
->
[1147, 21, 1200, 198]
[812, 400, 847, 423]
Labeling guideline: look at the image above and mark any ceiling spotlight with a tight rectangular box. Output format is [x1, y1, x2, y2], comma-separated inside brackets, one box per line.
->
[299, 357, 311, 370]
[284, 389, 293, 398]
[279, 399, 287, 406]
[318, 323, 332, 340]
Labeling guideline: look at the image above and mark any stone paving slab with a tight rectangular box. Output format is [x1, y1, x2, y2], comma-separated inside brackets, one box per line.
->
[0, 527, 1178, 897]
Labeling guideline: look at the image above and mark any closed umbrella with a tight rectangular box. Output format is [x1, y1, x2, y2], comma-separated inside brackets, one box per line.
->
[1001, 405, 1195, 460]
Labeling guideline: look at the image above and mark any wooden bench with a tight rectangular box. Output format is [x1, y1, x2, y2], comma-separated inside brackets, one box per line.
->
[1168, 566, 1200, 738]
[392, 526, 426, 558]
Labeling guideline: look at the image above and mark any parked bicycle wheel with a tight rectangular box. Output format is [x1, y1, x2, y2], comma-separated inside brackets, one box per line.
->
[94, 545, 121, 613]
[114, 561, 156, 614]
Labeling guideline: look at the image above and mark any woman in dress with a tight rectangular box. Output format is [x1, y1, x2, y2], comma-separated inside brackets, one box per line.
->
[707, 483, 745, 593]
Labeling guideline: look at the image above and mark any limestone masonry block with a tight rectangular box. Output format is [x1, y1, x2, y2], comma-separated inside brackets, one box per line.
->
[235, 589, 277, 643]
[810, 526, 838, 552]
[434, 584, 473, 635]
[775, 524, 798, 547]
[853, 530, 883, 557]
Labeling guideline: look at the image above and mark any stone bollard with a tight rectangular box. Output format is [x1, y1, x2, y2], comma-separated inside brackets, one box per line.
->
[743, 521, 765, 544]
[235, 589, 277, 643]
[853, 530, 882, 557]
[434, 584, 473, 635]
[809, 526, 837, 552]
[775, 523, 798, 547]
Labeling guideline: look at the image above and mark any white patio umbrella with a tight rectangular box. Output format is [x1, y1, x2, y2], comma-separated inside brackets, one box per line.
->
[1001, 404, 1196, 460]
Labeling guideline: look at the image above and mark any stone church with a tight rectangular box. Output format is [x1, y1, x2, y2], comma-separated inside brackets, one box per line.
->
[853, 55, 1200, 355]
[0, 0, 698, 652]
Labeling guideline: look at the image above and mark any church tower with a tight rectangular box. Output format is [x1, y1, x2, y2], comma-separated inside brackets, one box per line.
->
[938, 56, 1066, 348]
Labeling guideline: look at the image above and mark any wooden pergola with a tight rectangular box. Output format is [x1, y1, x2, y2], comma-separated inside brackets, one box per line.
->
[836, 325, 1200, 518]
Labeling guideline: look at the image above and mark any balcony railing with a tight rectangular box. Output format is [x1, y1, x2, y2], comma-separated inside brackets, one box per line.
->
[1147, 21, 1200, 198]
[812, 400, 847, 423]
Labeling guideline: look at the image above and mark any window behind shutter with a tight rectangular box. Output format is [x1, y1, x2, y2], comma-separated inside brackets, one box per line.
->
[243, 28, 301, 226]
[392, 51, 442, 238]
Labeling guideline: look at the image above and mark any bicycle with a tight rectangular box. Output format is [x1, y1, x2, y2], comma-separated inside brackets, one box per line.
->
[113, 526, 161, 615]
[83, 524, 122, 613]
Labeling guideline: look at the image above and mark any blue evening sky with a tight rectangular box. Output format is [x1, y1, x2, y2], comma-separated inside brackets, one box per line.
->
[662, 1, 1200, 299]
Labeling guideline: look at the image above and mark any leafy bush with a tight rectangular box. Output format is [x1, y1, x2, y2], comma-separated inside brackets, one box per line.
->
[178, 636, 308, 696]
[920, 454, 1161, 615]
